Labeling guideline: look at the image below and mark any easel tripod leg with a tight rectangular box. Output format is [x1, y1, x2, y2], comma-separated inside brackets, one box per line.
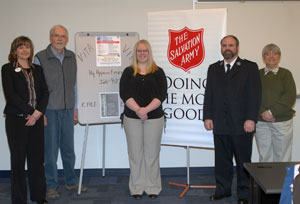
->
[78, 124, 89, 195]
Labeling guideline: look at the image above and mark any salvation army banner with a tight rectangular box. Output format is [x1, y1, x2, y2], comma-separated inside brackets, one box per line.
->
[148, 9, 227, 148]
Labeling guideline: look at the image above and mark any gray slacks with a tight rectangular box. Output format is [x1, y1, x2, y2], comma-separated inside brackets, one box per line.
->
[123, 115, 164, 195]
[255, 119, 293, 162]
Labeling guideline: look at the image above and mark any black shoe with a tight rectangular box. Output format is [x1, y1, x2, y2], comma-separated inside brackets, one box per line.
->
[37, 199, 48, 204]
[132, 194, 143, 200]
[237, 198, 248, 204]
[148, 194, 158, 199]
[209, 194, 231, 200]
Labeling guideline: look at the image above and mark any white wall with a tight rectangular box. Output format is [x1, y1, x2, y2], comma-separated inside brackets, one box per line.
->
[0, 0, 299, 170]
[195, 1, 300, 92]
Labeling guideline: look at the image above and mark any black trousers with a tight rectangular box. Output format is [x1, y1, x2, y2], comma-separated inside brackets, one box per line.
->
[5, 115, 46, 204]
[213, 133, 253, 199]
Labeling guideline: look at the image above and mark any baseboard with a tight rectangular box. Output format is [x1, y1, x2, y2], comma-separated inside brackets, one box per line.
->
[0, 167, 215, 178]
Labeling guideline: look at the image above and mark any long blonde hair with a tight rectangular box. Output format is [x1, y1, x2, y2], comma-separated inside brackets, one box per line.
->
[132, 39, 158, 76]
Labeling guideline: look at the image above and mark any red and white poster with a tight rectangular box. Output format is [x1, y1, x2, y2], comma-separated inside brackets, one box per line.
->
[168, 27, 205, 72]
[148, 9, 227, 148]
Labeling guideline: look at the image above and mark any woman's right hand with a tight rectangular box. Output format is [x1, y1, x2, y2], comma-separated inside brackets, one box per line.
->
[25, 110, 43, 126]
[136, 107, 148, 120]
[25, 115, 37, 126]
[135, 107, 148, 120]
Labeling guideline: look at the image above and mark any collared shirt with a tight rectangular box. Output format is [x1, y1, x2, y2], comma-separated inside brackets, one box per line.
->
[265, 67, 279, 116]
[263, 67, 279, 116]
[264, 67, 279, 75]
[223, 57, 238, 72]
[50, 45, 65, 64]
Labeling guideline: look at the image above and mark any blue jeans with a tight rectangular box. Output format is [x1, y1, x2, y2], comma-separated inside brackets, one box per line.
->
[44, 109, 78, 189]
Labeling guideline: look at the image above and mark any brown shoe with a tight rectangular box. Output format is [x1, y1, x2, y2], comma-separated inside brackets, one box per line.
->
[65, 184, 88, 192]
[46, 189, 59, 199]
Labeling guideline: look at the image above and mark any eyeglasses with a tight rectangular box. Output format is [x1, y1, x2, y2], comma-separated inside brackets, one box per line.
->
[137, 49, 149, 53]
[52, 34, 68, 39]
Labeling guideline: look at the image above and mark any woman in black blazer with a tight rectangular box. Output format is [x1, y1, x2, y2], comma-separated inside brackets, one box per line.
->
[1, 36, 49, 204]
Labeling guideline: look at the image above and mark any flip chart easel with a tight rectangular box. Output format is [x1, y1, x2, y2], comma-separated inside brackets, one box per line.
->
[75, 32, 139, 194]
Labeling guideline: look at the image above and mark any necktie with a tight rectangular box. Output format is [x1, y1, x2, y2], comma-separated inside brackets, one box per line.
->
[226, 64, 231, 74]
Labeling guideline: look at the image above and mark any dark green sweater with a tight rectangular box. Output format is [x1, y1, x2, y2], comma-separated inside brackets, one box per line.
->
[258, 67, 296, 122]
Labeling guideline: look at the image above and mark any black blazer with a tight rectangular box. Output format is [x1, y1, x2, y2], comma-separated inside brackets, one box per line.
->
[203, 57, 261, 135]
[1, 62, 49, 116]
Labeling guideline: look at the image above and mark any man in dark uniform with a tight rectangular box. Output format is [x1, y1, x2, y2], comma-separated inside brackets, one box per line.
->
[203, 35, 261, 204]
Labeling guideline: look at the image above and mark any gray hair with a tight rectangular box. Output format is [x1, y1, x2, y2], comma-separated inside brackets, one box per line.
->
[49, 25, 69, 37]
[262, 43, 281, 56]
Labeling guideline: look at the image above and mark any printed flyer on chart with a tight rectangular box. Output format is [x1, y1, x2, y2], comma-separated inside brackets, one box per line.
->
[96, 36, 121, 67]
[99, 92, 120, 118]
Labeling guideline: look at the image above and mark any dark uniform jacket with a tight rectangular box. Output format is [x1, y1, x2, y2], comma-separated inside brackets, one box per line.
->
[203, 57, 261, 135]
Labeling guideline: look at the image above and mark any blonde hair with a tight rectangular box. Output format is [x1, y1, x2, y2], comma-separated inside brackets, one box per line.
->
[132, 39, 158, 76]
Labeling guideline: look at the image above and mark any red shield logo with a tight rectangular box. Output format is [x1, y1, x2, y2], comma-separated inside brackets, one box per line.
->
[167, 27, 205, 72]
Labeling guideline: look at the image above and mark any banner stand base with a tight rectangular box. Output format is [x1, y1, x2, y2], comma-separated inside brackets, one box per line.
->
[168, 182, 216, 199]
[168, 146, 216, 198]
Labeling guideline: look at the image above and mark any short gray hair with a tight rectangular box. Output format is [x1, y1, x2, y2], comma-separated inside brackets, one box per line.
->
[49, 25, 69, 37]
[262, 43, 281, 56]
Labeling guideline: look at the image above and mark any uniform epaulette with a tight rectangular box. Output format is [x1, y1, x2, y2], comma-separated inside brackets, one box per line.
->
[242, 59, 256, 64]
[210, 60, 223, 66]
